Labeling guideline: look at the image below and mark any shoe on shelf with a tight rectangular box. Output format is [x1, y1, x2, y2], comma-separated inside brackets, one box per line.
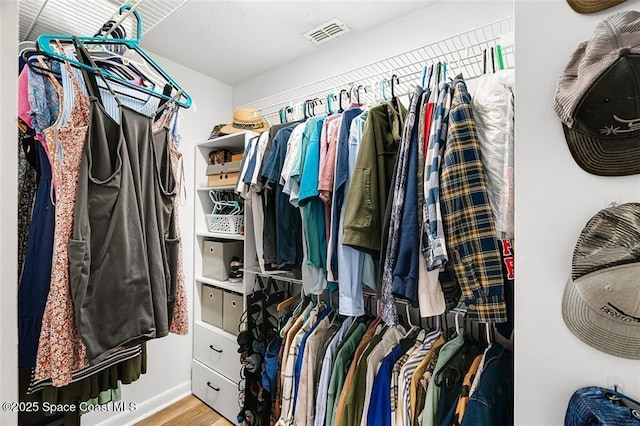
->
[229, 256, 244, 283]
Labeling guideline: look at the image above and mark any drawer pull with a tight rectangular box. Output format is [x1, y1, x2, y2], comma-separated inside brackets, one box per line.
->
[207, 382, 220, 391]
[209, 345, 223, 353]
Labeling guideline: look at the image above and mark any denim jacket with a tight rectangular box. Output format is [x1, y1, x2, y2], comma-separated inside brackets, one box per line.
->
[460, 343, 513, 426]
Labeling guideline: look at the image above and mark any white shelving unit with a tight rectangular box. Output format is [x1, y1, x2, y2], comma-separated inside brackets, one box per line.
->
[191, 131, 257, 425]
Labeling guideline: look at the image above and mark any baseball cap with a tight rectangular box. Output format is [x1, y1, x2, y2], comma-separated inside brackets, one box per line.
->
[565, 386, 640, 425]
[566, 0, 626, 14]
[562, 202, 640, 359]
[554, 11, 640, 176]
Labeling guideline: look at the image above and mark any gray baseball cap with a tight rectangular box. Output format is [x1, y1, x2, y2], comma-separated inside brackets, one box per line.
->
[554, 11, 640, 176]
[563, 202, 640, 359]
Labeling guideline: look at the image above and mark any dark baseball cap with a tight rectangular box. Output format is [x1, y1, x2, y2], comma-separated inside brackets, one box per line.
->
[555, 11, 640, 176]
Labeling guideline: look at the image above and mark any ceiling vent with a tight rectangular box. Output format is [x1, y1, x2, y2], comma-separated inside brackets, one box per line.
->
[303, 18, 350, 46]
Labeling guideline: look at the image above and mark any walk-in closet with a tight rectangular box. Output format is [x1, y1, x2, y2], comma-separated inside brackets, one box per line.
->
[3, 1, 640, 425]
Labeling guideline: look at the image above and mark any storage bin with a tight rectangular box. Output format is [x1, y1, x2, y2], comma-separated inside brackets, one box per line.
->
[208, 171, 240, 187]
[201, 284, 223, 328]
[206, 214, 244, 235]
[202, 240, 243, 281]
[206, 160, 242, 175]
[222, 291, 244, 336]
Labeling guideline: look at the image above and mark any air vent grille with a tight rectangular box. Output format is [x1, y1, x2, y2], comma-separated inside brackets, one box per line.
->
[303, 18, 350, 46]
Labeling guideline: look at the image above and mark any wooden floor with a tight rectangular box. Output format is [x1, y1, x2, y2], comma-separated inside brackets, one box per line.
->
[135, 394, 233, 426]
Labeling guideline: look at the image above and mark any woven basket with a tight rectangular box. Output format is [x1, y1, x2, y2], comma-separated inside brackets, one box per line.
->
[206, 214, 244, 235]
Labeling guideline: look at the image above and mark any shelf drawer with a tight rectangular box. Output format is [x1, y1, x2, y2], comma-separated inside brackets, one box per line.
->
[193, 323, 241, 383]
[192, 360, 240, 424]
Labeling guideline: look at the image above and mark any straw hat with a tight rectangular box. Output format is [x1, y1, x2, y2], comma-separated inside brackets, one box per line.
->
[220, 107, 270, 134]
[567, 0, 626, 13]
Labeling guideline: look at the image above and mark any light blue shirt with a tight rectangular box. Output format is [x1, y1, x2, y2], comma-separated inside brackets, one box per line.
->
[337, 111, 376, 316]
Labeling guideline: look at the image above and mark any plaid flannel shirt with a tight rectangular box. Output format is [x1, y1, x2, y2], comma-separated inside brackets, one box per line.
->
[423, 82, 452, 271]
[439, 80, 507, 323]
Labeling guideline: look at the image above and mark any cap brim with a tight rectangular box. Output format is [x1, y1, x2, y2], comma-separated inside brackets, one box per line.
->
[566, 0, 626, 13]
[563, 125, 640, 176]
[219, 123, 270, 135]
[562, 274, 640, 359]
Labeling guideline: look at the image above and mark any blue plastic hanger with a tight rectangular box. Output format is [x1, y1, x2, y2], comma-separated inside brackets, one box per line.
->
[35, 6, 192, 109]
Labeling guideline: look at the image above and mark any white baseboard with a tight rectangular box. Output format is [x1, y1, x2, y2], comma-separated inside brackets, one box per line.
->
[90, 381, 191, 426]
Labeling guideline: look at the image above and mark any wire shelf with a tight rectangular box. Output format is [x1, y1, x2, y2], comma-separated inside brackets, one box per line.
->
[19, 0, 187, 42]
[241, 16, 514, 124]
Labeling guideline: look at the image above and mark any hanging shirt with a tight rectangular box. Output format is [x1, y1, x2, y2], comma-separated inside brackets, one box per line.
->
[281, 123, 306, 193]
[334, 319, 380, 426]
[380, 86, 424, 325]
[460, 344, 513, 426]
[416, 89, 446, 318]
[418, 333, 466, 426]
[261, 122, 295, 268]
[314, 316, 355, 426]
[277, 305, 320, 426]
[246, 131, 271, 273]
[342, 101, 406, 259]
[328, 106, 363, 280]
[261, 124, 302, 270]
[236, 136, 258, 196]
[342, 323, 387, 426]
[367, 343, 405, 426]
[391, 329, 427, 425]
[359, 325, 406, 426]
[299, 116, 327, 269]
[318, 114, 343, 244]
[439, 80, 507, 322]
[295, 316, 336, 426]
[453, 353, 483, 425]
[337, 111, 377, 316]
[326, 321, 368, 426]
[408, 334, 446, 426]
[422, 82, 453, 271]
[293, 306, 331, 409]
[472, 70, 515, 239]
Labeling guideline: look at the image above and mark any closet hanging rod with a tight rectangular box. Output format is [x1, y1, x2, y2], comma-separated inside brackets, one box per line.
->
[240, 16, 513, 123]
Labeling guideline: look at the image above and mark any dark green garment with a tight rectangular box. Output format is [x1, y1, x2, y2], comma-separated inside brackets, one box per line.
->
[326, 322, 367, 426]
[341, 326, 387, 426]
[342, 101, 407, 258]
[20, 344, 146, 406]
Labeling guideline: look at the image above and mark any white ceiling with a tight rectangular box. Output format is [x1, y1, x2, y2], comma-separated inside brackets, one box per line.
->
[139, 0, 436, 85]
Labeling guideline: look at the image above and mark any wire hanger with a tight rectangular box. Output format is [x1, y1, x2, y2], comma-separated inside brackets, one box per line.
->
[338, 88, 349, 112]
[35, 5, 192, 109]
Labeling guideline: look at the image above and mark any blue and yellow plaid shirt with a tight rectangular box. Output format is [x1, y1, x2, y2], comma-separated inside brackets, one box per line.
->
[439, 80, 507, 323]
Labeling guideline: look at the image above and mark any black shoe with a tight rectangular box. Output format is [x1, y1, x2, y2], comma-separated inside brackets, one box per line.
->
[229, 256, 243, 282]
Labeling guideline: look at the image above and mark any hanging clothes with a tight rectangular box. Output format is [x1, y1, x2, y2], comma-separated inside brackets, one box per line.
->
[327, 106, 363, 282]
[472, 69, 515, 240]
[154, 108, 189, 335]
[342, 101, 406, 258]
[262, 124, 304, 271]
[380, 85, 424, 325]
[459, 344, 513, 426]
[337, 111, 377, 317]
[66, 40, 178, 364]
[438, 79, 507, 323]
[261, 123, 292, 270]
[18, 141, 55, 368]
[35, 60, 91, 386]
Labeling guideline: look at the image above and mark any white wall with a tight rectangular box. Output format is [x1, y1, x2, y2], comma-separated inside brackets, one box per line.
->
[515, 1, 640, 425]
[233, 0, 513, 107]
[0, 1, 19, 425]
[84, 53, 231, 426]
